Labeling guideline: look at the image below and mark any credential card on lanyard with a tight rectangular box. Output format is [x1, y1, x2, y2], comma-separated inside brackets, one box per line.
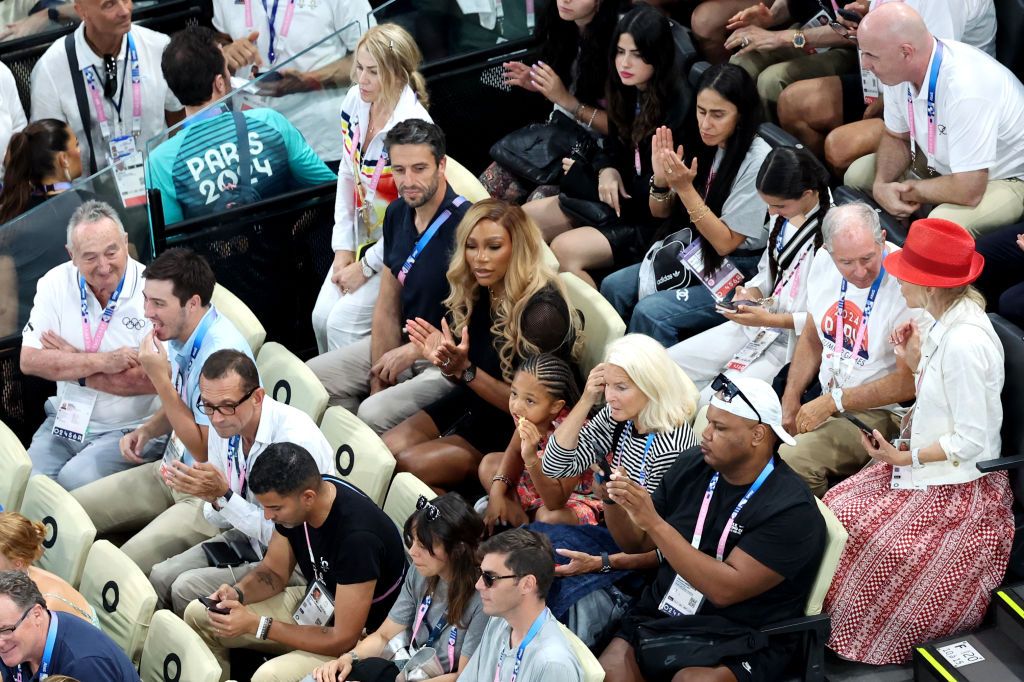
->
[726, 329, 781, 372]
[52, 384, 97, 442]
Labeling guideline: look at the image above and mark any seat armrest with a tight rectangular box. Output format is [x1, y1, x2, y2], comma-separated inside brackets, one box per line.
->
[976, 454, 1024, 472]
[759, 613, 830, 636]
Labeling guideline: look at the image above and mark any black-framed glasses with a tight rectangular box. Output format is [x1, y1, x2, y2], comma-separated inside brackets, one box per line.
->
[711, 374, 763, 424]
[0, 606, 35, 639]
[103, 54, 118, 98]
[415, 495, 440, 522]
[196, 386, 258, 416]
[479, 569, 519, 588]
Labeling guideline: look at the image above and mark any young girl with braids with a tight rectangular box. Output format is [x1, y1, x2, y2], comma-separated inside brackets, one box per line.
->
[481, 353, 602, 533]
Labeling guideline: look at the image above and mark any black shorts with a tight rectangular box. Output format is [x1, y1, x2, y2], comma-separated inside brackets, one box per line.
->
[839, 72, 868, 124]
[615, 606, 796, 682]
[422, 385, 513, 454]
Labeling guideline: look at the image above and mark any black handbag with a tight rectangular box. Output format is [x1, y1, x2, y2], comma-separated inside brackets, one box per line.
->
[490, 111, 585, 185]
[557, 154, 618, 228]
[635, 614, 768, 679]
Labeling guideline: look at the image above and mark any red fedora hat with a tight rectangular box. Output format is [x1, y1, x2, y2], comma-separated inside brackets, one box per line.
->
[884, 218, 985, 287]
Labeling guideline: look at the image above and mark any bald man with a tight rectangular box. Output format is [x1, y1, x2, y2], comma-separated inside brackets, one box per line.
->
[842, 2, 1024, 236]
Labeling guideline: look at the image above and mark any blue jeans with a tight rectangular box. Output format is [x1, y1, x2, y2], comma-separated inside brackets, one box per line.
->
[600, 253, 763, 347]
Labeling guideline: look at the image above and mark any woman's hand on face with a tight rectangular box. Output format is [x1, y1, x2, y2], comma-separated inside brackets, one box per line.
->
[583, 363, 608, 403]
[517, 417, 543, 467]
[597, 168, 631, 218]
[503, 61, 536, 91]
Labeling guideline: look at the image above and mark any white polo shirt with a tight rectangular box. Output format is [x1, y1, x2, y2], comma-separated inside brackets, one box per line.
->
[203, 395, 335, 553]
[213, 0, 373, 162]
[881, 39, 1024, 181]
[0, 62, 26, 174]
[30, 23, 182, 173]
[22, 258, 160, 431]
[891, 0, 997, 56]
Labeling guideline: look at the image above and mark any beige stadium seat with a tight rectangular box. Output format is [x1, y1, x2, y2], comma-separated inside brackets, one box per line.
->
[557, 620, 606, 682]
[140, 610, 221, 682]
[382, 472, 435, 531]
[211, 283, 267, 355]
[19, 475, 96, 587]
[692, 404, 709, 432]
[445, 156, 490, 202]
[256, 342, 329, 423]
[0, 420, 31, 512]
[79, 540, 157, 664]
[541, 242, 559, 270]
[319, 406, 396, 506]
[559, 272, 626, 378]
[806, 498, 849, 616]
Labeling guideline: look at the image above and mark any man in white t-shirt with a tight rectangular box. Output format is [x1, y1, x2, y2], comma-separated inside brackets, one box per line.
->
[149, 349, 334, 616]
[20, 200, 161, 490]
[30, 0, 184, 175]
[213, 0, 372, 162]
[779, 203, 918, 496]
[844, 2, 1024, 236]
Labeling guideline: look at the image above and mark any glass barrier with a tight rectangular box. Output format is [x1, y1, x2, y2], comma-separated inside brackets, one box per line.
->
[0, 163, 152, 343]
[373, 0, 541, 65]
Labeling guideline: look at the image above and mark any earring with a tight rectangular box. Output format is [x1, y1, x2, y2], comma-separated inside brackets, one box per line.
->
[63, 163, 71, 182]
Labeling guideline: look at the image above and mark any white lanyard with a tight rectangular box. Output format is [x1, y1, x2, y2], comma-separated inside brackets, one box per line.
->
[302, 521, 324, 582]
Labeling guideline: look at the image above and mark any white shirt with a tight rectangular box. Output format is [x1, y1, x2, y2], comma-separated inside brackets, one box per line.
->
[213, 0, 373, 161]
[203, 396, 335, 553]
[22, 258, 160, 431]
[883, 0, 997, 56]
[0, 62, 27, 175]
[29, 23, 183, 174]
[805, 243, 918, 397]
[881, 39, 1024, 181]
[907, 299, 1003, 486]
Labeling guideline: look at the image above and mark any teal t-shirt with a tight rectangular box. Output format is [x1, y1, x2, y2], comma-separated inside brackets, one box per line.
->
[147, 107, 336, 224]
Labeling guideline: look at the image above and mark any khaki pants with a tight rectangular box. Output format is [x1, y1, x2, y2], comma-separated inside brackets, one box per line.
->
[844, 153, 1024, 236]
[780, 410, 900, 497]
[731, 43, 858, 121]
[72, 460, 219, 575]
[184, 586, 334, 682]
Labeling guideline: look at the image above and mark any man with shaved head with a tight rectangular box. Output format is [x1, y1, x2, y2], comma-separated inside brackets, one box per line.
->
[844, 2, 1024, 235]
[20, 199, 161, 490]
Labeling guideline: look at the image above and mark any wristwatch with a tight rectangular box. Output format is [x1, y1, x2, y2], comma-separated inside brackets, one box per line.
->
[831, 387, 845, 413]
[461, 364, 477, 384]
[792, 30, 807, 49]
[910, 448, 924, 469]
[599, 552, 612, 574]
[348, 652, 361, 666]
[359, 257, 374, 279]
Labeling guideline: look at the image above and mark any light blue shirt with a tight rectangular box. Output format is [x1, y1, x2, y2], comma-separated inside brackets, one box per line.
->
[168, 305, 254, 462]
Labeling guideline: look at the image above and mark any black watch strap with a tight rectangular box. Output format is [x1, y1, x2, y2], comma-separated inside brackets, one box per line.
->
[600, 551, 612, 573]
[233, 585, 244, 604]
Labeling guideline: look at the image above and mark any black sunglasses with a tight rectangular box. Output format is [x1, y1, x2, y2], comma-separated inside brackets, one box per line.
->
[103, 54, 117, 98]
[415, 495, 440, 521]
[711, 374, 763, 424]
[479, 569, 519, 588]
[196, 386, 258, 416]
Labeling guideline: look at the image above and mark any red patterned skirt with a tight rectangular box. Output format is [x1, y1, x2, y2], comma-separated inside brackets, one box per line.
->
[823, 463, 1014, 665]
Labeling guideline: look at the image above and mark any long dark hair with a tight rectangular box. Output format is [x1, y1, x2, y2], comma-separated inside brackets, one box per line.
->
[686, 64, 762, 275]
[538, 0, 619, 106]
[606, 3, 680, 148]
[755, 146, 831, 281]
[0, 120, 73, 224]
[403, 493, 484, 629]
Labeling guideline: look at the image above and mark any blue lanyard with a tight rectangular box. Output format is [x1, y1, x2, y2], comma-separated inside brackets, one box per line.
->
[693, 459, 775, 561]
[495, 609, 547, 682]
[19, 612, 59, 681]
[834, 259, 885, 383]
[397, 196, 467, 286]
[175, 309, 217, 400]
[226, 435, 248, 497]
[614, 420, 655, 487]
[411, 593, 457, 670]
[78, 271, 126, 353]
[907, 40, 944, 156]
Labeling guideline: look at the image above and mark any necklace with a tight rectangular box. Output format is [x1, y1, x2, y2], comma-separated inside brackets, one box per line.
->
[489, 287, 505, 309]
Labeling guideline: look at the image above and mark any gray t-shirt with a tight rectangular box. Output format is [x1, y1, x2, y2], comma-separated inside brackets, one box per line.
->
[460, 610, 583, 682]
[387, 568, 487, 671]
[714, 135, 772, 250]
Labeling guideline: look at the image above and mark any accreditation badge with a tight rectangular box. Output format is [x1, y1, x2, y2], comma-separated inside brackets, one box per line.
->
[52, 385, 98, 442]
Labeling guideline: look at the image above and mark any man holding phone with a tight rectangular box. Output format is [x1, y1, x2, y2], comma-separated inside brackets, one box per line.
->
[148, 350, 335, 616]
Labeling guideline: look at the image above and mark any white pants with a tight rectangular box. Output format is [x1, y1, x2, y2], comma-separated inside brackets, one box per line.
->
[310, 270, 381, 353]
[668, 321, 790, 405]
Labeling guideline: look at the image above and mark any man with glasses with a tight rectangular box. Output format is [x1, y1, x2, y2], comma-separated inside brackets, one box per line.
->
[29, 0, 184, 176]
[0, 570, 139, 681]
[460, 528, 583, 682]
[72, 247, 254, 577]
[184, 442, 406, 682]
[148, 349, 334, 616]
[599, 375, 825, 682]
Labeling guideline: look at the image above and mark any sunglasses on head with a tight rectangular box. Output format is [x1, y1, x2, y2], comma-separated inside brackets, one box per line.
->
[711, 374, 763, 424]
[479, 569, 519, 588]
[103, 54, 117, 98]
[415, 495, 440, 522]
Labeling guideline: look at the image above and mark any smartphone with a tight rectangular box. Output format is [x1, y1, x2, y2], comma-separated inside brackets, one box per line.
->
[596, 457, 613, 480]
[843, 413, 879, 447]
[836, 8, 862, 22]
[256, 70, 284, 82]
[197, 596, 230, 615]
[715, 300, 759, 313]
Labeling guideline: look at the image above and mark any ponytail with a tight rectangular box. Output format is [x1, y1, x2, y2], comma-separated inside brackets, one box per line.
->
[409, 70, 430, 110]
[0, 119, 73, 225]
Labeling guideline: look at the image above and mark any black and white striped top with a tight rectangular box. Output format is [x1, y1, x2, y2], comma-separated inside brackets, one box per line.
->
[541, 405, 700, 493]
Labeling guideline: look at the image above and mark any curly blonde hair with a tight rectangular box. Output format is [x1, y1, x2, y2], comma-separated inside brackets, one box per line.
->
[0, 512, 46, 567]
[443, 199, 576, 382]
[350, 23, 429, 113]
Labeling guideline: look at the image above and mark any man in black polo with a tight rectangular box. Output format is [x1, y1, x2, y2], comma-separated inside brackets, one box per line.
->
[600, 375, 826, 682]
[308, 119, 471, 434]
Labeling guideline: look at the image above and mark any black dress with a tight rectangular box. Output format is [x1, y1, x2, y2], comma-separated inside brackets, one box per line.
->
[422, 284, 576, 454]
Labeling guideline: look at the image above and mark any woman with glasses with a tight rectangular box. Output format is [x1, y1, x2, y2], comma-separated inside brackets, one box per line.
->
[311, 493, 487, 682]
[822, 219, 1014, 665]
[0, 511, 98, 626]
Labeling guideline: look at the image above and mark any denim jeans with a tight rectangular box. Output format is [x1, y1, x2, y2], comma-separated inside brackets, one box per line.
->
[600, 252, 763, 347]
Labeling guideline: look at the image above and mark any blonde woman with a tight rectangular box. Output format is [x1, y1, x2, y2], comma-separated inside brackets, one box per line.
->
[0, 512, 97, 626]
[312, 23, 431, 353]
[388, 199, 580, 490]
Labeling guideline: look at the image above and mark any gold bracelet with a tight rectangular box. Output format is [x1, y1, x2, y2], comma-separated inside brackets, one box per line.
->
[586, 106, 598, 129]
[688, 204, 712, 222]
[649, 188, 674, 202]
